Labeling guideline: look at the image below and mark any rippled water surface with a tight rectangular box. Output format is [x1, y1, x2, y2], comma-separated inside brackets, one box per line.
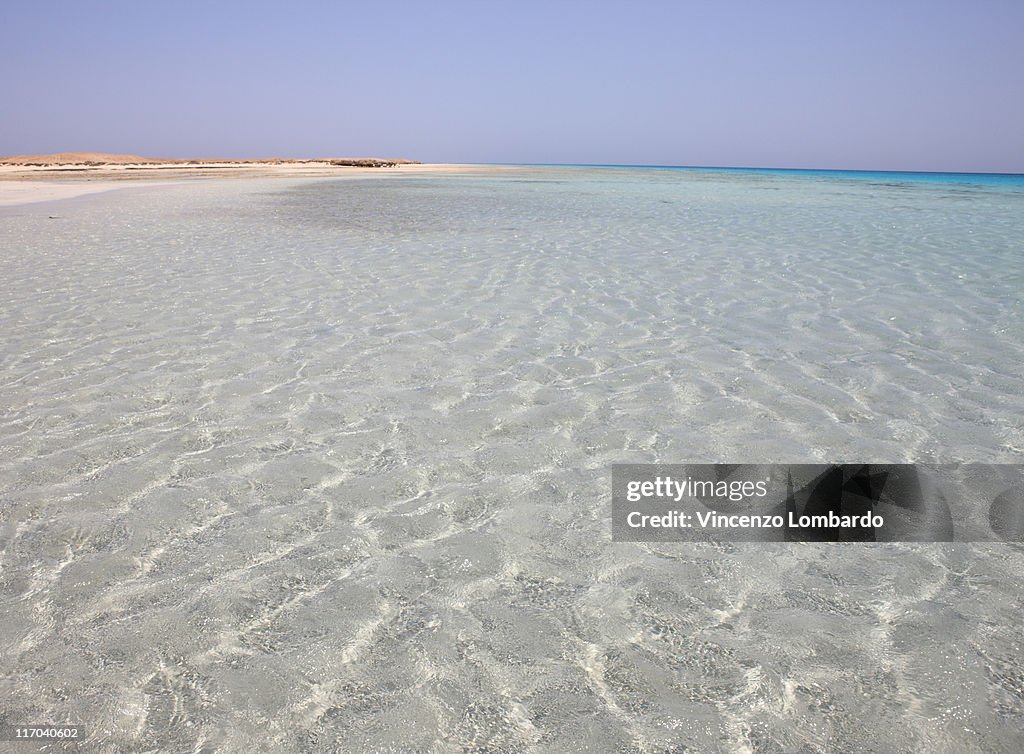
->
[2, 167, 1023, 752]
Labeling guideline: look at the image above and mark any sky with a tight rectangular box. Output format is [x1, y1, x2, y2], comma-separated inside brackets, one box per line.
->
[3, 0, 1023, 171]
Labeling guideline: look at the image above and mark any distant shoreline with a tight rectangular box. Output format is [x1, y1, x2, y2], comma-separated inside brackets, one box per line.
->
[0, 152, 421, 169]
[0, 154, 512, 207]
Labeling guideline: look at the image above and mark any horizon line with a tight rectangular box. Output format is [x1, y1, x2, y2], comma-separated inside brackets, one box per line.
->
[481, 162, 1024, 177]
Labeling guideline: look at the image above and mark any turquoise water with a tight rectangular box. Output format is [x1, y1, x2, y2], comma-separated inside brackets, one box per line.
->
[517, 163, 1024, 189]
[1, 167, 1023, 751]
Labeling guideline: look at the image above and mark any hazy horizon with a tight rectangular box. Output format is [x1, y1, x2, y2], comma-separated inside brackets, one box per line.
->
[4, 0, 1023, 172]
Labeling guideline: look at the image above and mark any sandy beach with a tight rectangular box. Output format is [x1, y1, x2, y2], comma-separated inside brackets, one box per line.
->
[0, 154, 504, 207]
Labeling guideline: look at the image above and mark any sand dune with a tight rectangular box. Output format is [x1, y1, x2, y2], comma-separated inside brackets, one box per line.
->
[0, 152, 156, 164]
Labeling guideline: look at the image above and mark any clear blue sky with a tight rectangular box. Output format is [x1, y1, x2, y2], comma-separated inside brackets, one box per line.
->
[3, 0, 1022, 171]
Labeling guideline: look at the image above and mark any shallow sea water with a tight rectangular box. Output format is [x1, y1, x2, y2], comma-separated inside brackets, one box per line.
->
[1, 167, 1023, 752]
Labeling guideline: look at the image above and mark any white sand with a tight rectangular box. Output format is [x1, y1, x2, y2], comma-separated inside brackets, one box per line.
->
[0, 180, 155, 207]
[0, 164, 504, 207]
